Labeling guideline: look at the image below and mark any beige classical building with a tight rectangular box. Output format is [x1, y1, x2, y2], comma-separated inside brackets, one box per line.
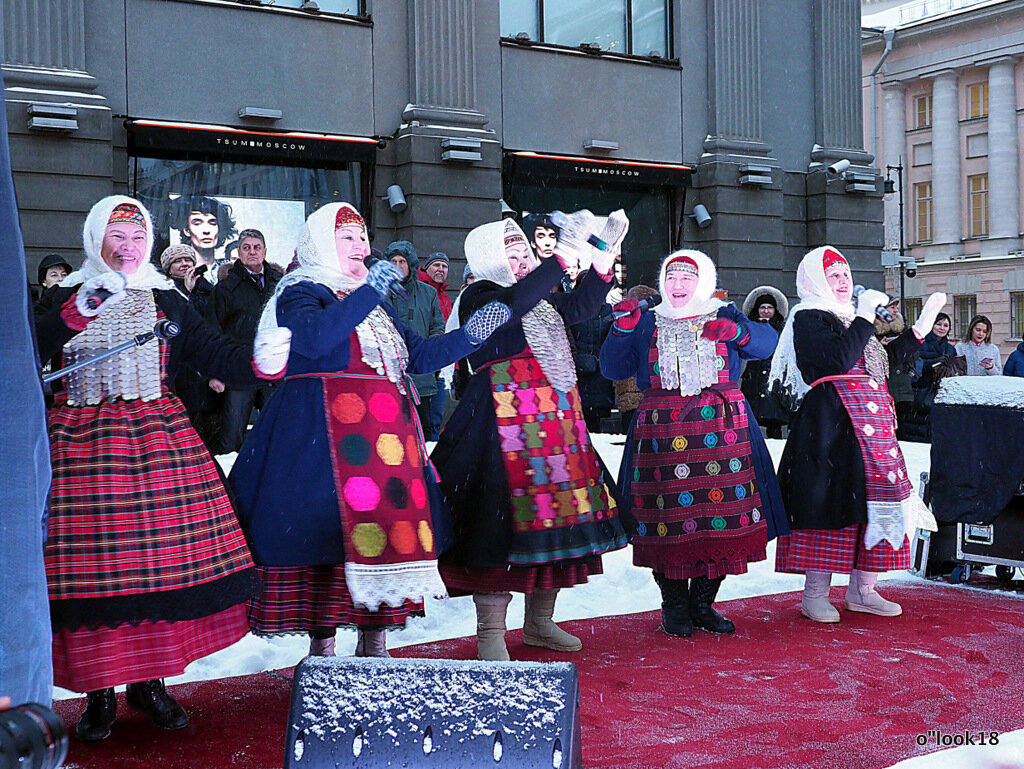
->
[863, 0, 1024, 357]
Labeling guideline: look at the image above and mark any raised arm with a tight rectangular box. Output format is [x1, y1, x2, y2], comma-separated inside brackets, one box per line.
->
[600, 311, 654, 382]
[548, 267, 613, 326]
[277, 281, 380, 360]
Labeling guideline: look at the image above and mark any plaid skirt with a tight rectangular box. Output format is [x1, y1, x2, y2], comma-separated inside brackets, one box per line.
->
[439, 556, 603, 597]
[775, 525, 911, 574]
[247, 565, 424, 635]
[46, 395, 253, 611]
[52, 604, 248, 692]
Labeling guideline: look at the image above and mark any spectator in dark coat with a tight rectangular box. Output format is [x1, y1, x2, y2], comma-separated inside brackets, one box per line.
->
[205, 229, 284, 453]
[903, 312, 957, 442]
[874, 299, 917, 441]
[570, 269, 616, 432]
[613, 284, 658, 433]
[385, 240, 445, 429]
[740, 286, 789, 439]
[419, 251, 454, 439]
[1005, 341, 1024, 378]
[161, 244, 219, 446]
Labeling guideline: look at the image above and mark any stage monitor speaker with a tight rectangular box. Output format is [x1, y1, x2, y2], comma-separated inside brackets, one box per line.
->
[284, 656, 582, 768]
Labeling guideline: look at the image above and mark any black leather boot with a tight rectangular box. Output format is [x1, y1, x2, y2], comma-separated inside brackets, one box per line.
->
[653, 573, 693, 637]
[75, 688, 117, 742]
[689, 575, 735, 634]
[125, 679, 189, 730]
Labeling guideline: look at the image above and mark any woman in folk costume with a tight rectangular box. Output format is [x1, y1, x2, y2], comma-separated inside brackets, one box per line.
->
[769, 246, 945, 623]
[34, 195, 290, 742]
[229, 203, 509, 658]
[600, 250, 783, 638]
[432, 212, 630, 661]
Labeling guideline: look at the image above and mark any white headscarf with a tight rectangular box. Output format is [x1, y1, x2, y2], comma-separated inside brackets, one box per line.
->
[653, 249, 725, 320]
[768, 245, 857, 403]
[257, 202, 366, 337]
[62, 195, 172, 292]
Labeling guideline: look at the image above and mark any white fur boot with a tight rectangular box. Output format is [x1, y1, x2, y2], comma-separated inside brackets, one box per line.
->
[845, 570, 902, 616]
[474, 592, 513, 661]
[800, 571, 840, 623]
[354, 629, 390, 658]
[523, 589, 582, 652]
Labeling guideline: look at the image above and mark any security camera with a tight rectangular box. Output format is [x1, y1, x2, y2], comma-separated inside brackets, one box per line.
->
[903, 258, 917, 278]
[825, 159, 851, 179]
[690, 204, 712, 230]
[383, 185, 407, 214]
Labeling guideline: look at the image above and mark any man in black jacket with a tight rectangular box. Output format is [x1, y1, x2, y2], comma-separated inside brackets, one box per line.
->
[206, 228, 283, 453]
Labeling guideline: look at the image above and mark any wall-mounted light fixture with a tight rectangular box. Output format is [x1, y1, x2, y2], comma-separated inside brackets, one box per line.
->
[27, 103, 78, 132]
[689, 204, 712, 229]
[441, 137, 482, 163]
[238, 106, 283, 120]
[381, 185, 407, 213]
[582, 139, 619, 153]
[738, 163, 773, 187]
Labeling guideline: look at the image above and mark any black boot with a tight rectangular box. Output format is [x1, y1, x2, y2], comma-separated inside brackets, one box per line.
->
[75, 688, 117, 742]
[125, 679, 189, 730]
[689, 575, 735, 634]
[653, 573, 693, 637]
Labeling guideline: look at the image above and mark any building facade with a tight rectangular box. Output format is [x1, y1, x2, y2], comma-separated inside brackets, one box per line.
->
[863, 0, 1024, 356]
[4, 0, 882, 301]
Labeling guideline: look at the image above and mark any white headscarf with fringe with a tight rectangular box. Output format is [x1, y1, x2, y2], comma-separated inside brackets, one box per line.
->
[62, 195, 172, 292]
[768, 245, 858, 404]
[653, 249, 724, 320]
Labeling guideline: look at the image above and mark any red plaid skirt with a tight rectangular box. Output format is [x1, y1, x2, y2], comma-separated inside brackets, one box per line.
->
[52, 605, 248, 692]
[775, 525, 911, 574]
[46, 395, 253, 601]
[439, 557, 603, 597]
[247, 565, 423, 635]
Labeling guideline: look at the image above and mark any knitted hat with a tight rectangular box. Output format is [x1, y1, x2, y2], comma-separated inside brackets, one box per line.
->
[160, 243, 198, 273]
[424, 251, 449, 268]
[462, 263, 474, 283]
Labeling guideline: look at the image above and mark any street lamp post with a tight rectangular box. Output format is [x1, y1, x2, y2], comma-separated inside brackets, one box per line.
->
[885, 161, 906, 307]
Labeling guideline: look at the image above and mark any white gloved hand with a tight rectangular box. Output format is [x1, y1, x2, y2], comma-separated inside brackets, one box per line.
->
[912, 292, 948, 339]
[855, 288, 889, 323]
[590, 209, 629, 276]
[75, 271, 127, 318]
[550, 209, 597, 274]
[253, 326, 292, 377]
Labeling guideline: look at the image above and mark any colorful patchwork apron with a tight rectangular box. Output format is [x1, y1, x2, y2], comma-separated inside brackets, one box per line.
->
[630, 334, 767, 579]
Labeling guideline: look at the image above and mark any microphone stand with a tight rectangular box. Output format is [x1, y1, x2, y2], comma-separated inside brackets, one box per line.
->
[43, 322, 179, 385]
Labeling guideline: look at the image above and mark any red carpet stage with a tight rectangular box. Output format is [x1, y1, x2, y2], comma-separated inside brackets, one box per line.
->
[56, 582, 1024, 769]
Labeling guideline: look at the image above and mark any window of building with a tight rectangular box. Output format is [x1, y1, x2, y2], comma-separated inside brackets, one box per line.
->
[500, 0, 670, 56]
[1011, 292, 1024, 340]
[969, 173, 989, 237]
[915, 181, 932, 243]
[954, 295, 978, 342]
[968, 82, 988, 118]
[915, 94, 932, 128]
[903, 297, 923, 327]
[966, 133, 988, 158]
[247, 0, 367, 14]
[912, 143, 932, 166]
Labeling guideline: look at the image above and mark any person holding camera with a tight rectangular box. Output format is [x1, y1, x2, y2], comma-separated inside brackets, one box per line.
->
[956, 315, 1003, 376]
[34, 195, 290, 742]
[770, 246, 945, 623]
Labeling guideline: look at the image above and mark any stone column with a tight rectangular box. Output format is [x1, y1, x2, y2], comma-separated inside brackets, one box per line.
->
[1, 0, 97, 92]
[882, 81, 907, 253]
[981, 56, 1020, 255]
[929, 69, 962, 258]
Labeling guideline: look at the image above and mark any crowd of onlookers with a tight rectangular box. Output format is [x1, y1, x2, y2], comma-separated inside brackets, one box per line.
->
[30, 208, 1024, 449]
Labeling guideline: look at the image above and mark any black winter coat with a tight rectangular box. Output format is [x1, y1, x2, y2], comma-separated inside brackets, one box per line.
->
[570, 303, 615, 410]
[206, 261, 284, 351]
[777, 310, 920, 530]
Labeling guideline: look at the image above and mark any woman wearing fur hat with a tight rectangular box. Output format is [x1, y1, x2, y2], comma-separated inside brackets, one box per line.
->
[740, 286, 789, 439]
[600, 251, 783, 638]
[770, 246, 946, 623]
[33, 195, 290, 742]
[432, 212, 630, 661]
[229, 203, 509, 659]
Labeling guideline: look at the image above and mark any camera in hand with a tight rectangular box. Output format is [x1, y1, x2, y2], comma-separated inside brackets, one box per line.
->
[193, 264, 209, 278]
[0, 703, 68, 769]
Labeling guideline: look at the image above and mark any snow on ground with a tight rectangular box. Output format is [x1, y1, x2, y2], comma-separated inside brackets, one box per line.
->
[54, 436, 1024, 768]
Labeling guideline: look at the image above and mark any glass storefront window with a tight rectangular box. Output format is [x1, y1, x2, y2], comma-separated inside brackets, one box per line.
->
[506, 181, 673, 289]
[631, 0, 668, 56]
[545, 1, 628, 52]
[131, 156, 362, 274]
[501, 1, 670, 56]
[500, 0, 540, 39]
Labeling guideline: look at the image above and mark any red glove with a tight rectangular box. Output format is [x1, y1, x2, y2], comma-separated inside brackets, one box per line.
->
[612, 298, 641, 333]
[701, 318, 748, 344]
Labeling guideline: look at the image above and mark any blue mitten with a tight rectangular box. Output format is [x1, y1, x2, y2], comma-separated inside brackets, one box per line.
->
[366, 260, 403, 299]
[463, 301, 512, 345]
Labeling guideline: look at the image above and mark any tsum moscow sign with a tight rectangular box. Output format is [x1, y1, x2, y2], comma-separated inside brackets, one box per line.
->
[505, 151, 692, 187]
[127, 119, 378, 166]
